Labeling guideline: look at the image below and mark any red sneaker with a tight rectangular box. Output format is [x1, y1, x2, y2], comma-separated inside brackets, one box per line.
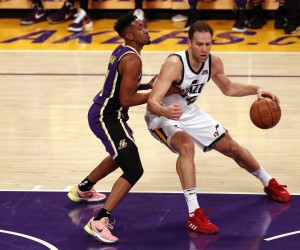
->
[264, 178, 291, 203]
[186, 208, 219, 234]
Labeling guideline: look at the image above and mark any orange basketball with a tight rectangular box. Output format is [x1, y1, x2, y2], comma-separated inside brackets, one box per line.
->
[249, 97, 281, 129]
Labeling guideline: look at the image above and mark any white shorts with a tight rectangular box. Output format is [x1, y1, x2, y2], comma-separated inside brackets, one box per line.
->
[145, 104, 227, 153]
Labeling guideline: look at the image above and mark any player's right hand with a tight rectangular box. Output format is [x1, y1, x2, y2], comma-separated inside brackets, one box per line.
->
[163, 103, 182, 120]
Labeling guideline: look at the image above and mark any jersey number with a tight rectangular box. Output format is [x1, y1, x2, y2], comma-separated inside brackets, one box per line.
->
[181, 80, 205, 105]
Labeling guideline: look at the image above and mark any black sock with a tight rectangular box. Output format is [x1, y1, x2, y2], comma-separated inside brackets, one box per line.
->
[94, 208, 112, 220]
[135, 0, 143, 9]
[79, 0, 89, 12]
[78, 177, 95, 191]
[33, 0, 43, 8]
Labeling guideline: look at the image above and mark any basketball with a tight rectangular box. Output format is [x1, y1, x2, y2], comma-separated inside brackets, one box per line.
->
[249, 97, 281, 129]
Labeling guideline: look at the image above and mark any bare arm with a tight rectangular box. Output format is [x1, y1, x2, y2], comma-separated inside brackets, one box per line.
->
[147, 55, 183, 120]
[118, 53, 151, 108]
[211, 55, 280, 103]
[137, 74, 158, 91]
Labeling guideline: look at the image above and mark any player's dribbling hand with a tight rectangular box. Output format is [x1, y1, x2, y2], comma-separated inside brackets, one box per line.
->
[163, 103, 182, 120]
[257, 88, 280, 104]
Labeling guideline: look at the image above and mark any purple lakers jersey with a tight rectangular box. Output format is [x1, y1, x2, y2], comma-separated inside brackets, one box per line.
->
[93, 44, 141, 122]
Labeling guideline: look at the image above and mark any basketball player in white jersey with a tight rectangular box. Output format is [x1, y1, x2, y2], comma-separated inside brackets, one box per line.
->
[145, 21, 291, 235]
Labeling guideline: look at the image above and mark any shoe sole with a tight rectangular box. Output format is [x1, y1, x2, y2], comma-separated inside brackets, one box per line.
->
[67, 21, 93, 32]
[285, 26, 300, 34]
[264, 189, 291, 203]
[84, 224, 119, 244]
[186, 222, 219, 234]
[20, 22, 34, 25]
[67, 192, 83, 202]
[20, 18, 47, 25]
[231, 27, 247, 32]
[67, 191, 106, 203]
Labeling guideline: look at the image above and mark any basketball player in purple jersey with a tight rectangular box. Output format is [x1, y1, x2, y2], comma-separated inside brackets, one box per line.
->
[67, 13, 155, 244]
[146, 21, 290, 235]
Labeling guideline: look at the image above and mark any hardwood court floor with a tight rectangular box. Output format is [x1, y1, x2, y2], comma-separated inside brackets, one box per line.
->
[0, 18, 299, 193]
[0, 49, 299, 194]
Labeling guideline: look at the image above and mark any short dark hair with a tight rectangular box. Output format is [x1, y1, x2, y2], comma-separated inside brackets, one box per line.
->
[188, 21, 214, 40]
[114, 13, 137, 38]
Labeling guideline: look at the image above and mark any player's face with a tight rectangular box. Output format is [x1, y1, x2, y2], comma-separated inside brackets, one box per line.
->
[131, 19, 151, 45]
[188, 31, 212, 63]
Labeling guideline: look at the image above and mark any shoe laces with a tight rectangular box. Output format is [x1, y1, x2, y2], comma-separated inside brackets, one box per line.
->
[83, 187, 97, 197]
[102, 217, 116, 231]
[194, 208, 214, 222]
[73, 9, 86, 23]
[272, 183, 287, 190]
[26, 5, 44, 19]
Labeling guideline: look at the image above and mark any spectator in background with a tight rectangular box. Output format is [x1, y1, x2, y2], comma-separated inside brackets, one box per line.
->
[20, 0, 49, 25]
[181, 0, 201, 32]
[20, 0, 92, 32]
[248, 0, 286, 29]
[232, 0, 287, 32]
[232, 0, 248, 32]
[274, 0, 287, 29]
[284, 0, 300, 34]
[133, 0, 145, 22]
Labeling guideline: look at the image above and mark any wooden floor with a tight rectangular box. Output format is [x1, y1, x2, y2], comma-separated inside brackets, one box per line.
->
[0, 18, 299, 194]
[1, 50, 299, 194]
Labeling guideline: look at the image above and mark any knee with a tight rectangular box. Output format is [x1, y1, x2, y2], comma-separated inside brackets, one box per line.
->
[174, 137, 195, 157]
[122, 164, 144, 186]
[114, 142, 144, 186]
[132, 164, 144, 182]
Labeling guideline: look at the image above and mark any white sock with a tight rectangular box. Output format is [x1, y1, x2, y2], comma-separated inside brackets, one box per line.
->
[251, 166, 272, 187]
[184, 188, 200, 214]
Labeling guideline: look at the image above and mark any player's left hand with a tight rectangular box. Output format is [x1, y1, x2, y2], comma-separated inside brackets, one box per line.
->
[137, 74, 158, 91]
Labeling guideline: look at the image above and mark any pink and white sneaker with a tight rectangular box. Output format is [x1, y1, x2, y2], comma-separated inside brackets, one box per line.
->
[67, 185, 106, 203]
[84, 217, 119, 244]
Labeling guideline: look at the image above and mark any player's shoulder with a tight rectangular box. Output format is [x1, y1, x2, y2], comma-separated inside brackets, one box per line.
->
[210, 54, 224, 68]
[210, 54, 222, 63]
[167, 53, 182, 62]
[121, 51, 141, 64]
[119, 51, 142, 74]
[164, 53, 184, 69]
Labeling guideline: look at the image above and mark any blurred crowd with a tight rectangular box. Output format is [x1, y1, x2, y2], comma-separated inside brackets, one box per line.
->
[20, 0, 300, 34]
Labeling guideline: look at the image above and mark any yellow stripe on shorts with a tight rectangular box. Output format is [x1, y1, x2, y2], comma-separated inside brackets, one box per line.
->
[152, 128, 168, 146]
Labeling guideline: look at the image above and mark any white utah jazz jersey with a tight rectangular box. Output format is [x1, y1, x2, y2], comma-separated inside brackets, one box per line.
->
[161, 50, 211, 112]
[145, 51, 226, 152]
